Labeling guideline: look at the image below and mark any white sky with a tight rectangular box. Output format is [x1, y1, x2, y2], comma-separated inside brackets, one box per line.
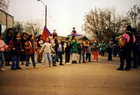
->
[8, 0, 140, 36]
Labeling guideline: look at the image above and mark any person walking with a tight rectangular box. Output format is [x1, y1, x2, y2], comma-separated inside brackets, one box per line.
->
[117, 25, 136, 70]
[24, 35, 38, 69]
[39, 37, 55, 67]
[9, 32, 24, 70]
[0, 33, 8, 71]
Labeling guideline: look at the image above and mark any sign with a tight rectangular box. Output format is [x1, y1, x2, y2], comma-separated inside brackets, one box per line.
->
[7, 15, 13, 28]
[0, 10, 14, 28]
[0, 10, 6, 26]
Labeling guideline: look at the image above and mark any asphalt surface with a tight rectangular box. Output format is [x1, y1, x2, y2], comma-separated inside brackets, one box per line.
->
[0, 55, 140, 95]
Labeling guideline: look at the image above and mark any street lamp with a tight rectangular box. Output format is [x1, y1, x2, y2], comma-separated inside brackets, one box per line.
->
[37, 0, 47, 27]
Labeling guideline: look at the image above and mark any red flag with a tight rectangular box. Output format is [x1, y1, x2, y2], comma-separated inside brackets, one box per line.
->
[42, 26, 51, 41]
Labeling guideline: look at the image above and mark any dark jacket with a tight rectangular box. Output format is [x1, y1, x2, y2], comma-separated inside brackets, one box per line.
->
[37, 39, 44, 47]
[65, 42, 71, 53]
[78, 43, 85, 54]
[9, 38, 22, 55]
[21, 37, 27, 50]
[55, 43, 64, 54]
[4, 33, 12, 45]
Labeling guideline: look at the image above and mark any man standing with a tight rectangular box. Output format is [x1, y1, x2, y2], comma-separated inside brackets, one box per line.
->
[117, 25, 136, 71]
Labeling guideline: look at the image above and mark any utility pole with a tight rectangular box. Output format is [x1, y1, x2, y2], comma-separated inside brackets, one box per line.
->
[37, 0, 47, 27]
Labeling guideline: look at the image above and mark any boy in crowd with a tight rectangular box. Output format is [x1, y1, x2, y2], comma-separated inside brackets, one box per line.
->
[65, 37, 71, 64]
[78, 40, 86, 63]
[53, 38, 64, 67]
[107, 40, 113, 61]
[85, 40, 92, 62]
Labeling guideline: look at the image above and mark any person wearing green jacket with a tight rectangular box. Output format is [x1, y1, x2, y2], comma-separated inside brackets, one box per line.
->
[100, 40, 106, 56]
[71, 36, 79, 64]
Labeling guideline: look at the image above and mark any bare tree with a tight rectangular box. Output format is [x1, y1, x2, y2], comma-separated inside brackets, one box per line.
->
[127, 5, 140, 28]
[0, 0, 10, 12]
[24, 21, 43, 36]
[82, 7, 129, 43]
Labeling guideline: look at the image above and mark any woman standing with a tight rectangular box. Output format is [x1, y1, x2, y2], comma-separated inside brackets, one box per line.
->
[9, 32, 24, 70]
[4, 28, 13, 66]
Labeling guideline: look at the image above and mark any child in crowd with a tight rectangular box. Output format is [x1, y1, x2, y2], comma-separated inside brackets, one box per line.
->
[71, 36, 79, 64]
[0, 33, 8, 71]
[9, 32, 24, 70]
[20, 32, 28, 65]
[53, 38, 64, 67]
[37, 35, 44, 63]
[24, 35, 38, 69]
[107, 40, 113, 61]
[39, 37, 55, 67]
[100, 40, 106, 56]
[85, 40, 92, 62]
[78, 40, 86, 63]
[93, 40, 100, 61]
[65, 37, 71, 64]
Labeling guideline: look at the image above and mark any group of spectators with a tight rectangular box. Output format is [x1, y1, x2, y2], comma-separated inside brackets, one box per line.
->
[0, 25, 140, 72]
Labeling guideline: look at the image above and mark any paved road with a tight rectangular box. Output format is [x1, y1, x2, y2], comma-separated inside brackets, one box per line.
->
[0, 56, 140, 95]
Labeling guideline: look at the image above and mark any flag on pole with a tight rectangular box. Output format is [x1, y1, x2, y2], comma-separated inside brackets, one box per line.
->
[42, 26, 51, 41]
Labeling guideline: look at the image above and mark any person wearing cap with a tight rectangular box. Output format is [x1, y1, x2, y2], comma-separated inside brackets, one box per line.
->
[24, 35, 38, 69]
[20, 32, 28, 65]
[4, 28, 13, 66]
[117, 25, 136, 71]
[0, 33, 9, 71]
[37, 35, 44, 63]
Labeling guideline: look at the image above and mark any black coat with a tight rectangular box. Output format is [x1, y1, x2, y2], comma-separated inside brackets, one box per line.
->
[65, 42, 71, 53]
[55, 43, 64, 54]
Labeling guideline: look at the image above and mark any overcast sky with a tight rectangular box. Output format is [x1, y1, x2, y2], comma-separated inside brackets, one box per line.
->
[8, 0, 140, 36]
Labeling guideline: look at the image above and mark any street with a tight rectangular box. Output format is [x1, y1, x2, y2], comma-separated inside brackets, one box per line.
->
[0, 56, 140, 95]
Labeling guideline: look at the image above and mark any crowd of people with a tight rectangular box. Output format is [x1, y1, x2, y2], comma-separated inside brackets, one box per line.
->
[0, 25, 140, 72]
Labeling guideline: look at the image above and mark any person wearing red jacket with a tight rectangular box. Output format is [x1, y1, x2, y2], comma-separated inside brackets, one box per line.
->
[24, 35, 38, 69]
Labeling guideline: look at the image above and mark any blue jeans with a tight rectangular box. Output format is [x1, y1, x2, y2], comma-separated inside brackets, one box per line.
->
[0, 52, 5, 68]
[42, 53, 52, 66]
[26, 54, 36, 67]
[53, 52, 63, 65]
[79, 53, 85, 62]
[11, 55, 20, 69]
